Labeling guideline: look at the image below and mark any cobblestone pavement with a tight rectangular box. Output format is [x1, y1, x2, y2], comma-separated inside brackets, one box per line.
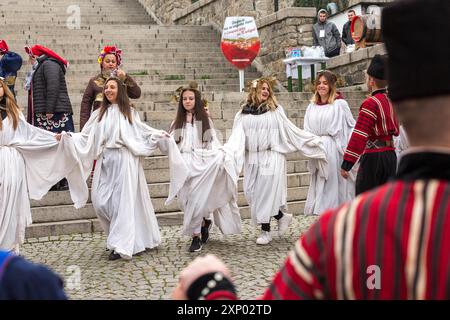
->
[21, 215, 317, 300]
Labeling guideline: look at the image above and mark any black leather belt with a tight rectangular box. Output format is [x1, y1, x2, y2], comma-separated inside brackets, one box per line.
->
[366, 139, 393, 149]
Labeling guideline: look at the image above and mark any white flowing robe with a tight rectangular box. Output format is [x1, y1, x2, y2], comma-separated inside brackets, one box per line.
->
[0, 114, 84, 252]
[61, 105, 188, 259]
[223, 105, 327, 225]
[173, 121, 241, 236]
[303, 99, 356, 215]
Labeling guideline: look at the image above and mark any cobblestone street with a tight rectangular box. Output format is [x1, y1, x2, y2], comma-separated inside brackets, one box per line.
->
[21, 215, 317, 300]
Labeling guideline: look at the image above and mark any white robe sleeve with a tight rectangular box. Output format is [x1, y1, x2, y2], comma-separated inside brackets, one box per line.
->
[12, 115, 86, 207]
[328, 99, 356, 156]
[125, 109, 190, 204]
[272, 105, 328, 178]
[221, 111, 246, 183]
[136, 116, 189, 205]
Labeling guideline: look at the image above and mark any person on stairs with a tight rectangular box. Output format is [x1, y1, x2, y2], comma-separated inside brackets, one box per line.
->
[24, 44, 74, 191]
[79, 46, 141, 131]
[169, 81, 241, 253]
[223, 77, 327, 245]
[0, 78, 84, 254]
[57, 77, 189, 261]
[0, 40, 23, 98]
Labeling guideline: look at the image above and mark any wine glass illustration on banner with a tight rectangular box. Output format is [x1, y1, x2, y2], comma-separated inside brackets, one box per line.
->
[221, 17, 261, 92]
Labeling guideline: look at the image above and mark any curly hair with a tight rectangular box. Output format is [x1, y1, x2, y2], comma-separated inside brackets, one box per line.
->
[243, 78, 278, 111]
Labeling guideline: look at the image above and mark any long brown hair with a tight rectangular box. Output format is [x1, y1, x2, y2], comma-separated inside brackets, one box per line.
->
[243, 79, 278, 111]
[98, 77, 133, 124]
[0, 80, 20, 130]
[170, 89, 211, 144]
[311, 70, 338, 104]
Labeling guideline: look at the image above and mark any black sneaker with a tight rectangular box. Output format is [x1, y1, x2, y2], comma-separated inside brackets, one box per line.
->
[108, 251, 121, 260]
[189, 236, 202, 252]
[201, 219, 212, 244]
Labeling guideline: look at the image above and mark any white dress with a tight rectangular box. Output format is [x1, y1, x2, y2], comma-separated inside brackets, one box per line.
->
[0, 113, 84, 252]
[223, 105, 327, 225]
[303, 99, 356, 215]
[173, 120, 241, 236]
[62, 105, 189, 259]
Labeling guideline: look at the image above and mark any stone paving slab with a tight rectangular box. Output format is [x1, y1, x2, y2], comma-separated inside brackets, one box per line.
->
[21, 215, 318, 300]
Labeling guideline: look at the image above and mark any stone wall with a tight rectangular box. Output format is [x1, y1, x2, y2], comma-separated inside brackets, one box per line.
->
[326, 44, 386, 87]
[138, 0, 299, 25]
[256, 7, 316, 83]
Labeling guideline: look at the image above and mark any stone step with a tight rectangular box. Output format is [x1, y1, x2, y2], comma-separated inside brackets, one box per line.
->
[18, 69, 257, 79]
[18, 53, 230, 62]
[1, 24, 214, 32]
[31, 168, 311, 209]
[6, 29, 218, 37]
[31, 186, 309, 224]
[30, 157, 308, 208]
[25, 200, 307, 238]
[144, 100, 362, 120]
[16, 62, 244, 71]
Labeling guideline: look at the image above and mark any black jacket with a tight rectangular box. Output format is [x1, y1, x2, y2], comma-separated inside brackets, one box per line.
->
[342, 21, 354, 45]
[32, 55, 72, 114]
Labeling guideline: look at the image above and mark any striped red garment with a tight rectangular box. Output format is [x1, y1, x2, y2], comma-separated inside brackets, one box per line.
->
[262, 179, 450, 299]
[343, 90, 399, 168]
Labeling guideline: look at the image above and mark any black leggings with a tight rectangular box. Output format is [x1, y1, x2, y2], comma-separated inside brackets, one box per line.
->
[261, 211, 283, 232]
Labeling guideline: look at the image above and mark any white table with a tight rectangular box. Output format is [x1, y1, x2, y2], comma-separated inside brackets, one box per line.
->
[283, 56, 329, 91]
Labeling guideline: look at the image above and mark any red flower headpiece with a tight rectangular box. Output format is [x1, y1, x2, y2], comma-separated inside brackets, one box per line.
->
[98, 46, 122, 66]
[0, 40, 9, 53]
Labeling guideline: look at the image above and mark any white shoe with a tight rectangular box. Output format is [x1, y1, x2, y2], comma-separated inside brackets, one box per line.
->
[278, 213, 293, 236]
[256, 231, 272, 245]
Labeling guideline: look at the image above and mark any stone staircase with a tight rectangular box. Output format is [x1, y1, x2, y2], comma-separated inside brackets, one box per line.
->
[0, 0, 367, 238]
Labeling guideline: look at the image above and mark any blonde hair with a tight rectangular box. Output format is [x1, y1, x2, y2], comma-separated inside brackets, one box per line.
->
[311, 70, 338, 105]
[0, 80, 20, 131]
[243, 78, 278, 111]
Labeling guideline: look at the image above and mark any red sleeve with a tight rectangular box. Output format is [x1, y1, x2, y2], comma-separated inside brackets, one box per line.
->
[343, 98, 378, 168]
[261, 210, 337, 300]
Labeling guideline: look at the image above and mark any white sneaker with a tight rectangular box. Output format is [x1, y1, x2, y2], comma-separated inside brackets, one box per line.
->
[256, 231, 272, 245]
[278, 213, 293, 236]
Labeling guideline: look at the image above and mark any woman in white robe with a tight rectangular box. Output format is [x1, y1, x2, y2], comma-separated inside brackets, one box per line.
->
[169, 82, 241, 252]
[223, 78, 327, 245]
[59, 77, 189, 260]
[304, 70, 356, 215]
[0, 80, 84, 253]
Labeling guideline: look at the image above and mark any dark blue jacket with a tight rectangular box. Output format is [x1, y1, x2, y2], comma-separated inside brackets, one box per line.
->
[0, 251, 67, 300]
[0, 51, 23, 94]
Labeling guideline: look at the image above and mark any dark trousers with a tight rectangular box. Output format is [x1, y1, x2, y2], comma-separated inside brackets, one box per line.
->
[355, 151, 397, 195]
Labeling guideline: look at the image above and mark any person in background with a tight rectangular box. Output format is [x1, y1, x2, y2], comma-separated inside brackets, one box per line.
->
[312, 9, 341, 58]
[79, 46, 141, 131]
[342, 9, 356, 46]
[0, 40, 23, 98]
[24, 45, 74, 191]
